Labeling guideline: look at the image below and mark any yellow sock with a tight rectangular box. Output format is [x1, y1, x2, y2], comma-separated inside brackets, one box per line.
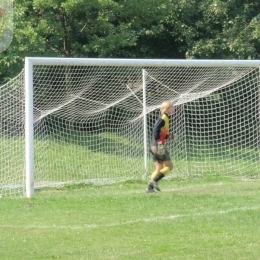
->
[151, 167, 170, 180]
[160, 167, 170, 175]
[150, 171, 159, 179]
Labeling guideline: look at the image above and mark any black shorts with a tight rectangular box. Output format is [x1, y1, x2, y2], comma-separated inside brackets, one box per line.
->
[150, 147, 171, 163]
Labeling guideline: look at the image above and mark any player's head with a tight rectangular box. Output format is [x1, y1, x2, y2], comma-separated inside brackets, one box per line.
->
[160, 100, 174, 115]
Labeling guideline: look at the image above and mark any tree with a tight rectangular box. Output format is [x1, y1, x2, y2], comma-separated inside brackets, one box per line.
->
[183, 0, 260, 59]
[0, 0, 174, 84]
[1, 0, 260, 85]
[9, 0, 172, 58]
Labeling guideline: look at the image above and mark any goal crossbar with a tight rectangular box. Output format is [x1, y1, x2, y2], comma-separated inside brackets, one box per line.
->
[26, 57, 260, 67]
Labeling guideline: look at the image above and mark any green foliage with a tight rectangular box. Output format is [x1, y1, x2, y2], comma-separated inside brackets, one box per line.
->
[185, 0, 260, 59]
[1, 0, 260, 85]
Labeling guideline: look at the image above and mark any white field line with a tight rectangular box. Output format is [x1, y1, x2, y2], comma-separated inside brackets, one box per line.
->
[1, 206, 259, 230]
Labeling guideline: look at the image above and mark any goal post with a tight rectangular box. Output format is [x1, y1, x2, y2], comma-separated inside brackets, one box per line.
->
[1, 58, 260, 198]
[142, 69, 148, 175]
[25, 58, 34, 198]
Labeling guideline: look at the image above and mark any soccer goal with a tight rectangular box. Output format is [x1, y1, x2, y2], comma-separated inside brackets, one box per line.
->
[0, 58, 260, 198]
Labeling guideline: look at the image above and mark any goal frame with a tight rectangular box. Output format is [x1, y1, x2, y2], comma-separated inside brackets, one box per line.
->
[24, 58, 260, 198]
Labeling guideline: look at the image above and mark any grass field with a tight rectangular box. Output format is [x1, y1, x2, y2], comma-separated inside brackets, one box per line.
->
[1, 176, 260, 260]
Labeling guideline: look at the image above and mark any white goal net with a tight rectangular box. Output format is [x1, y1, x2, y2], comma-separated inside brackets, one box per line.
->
[0, 58, 259, 197]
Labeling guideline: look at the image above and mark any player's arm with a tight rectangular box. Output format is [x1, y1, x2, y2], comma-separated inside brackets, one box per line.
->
[153, 118, 165, 142]
[152, 119, 165, 155]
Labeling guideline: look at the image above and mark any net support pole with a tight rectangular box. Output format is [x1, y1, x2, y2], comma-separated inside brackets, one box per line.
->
[25, 58, 34, 198]
[258, 68, 260, 153]
[142, 69, 148, 175]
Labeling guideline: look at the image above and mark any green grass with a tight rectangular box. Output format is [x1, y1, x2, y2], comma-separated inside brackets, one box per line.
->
[1, 176, 260, 260]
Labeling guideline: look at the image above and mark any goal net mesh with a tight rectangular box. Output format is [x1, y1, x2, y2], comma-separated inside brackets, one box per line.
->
[0, 62, 259, 197]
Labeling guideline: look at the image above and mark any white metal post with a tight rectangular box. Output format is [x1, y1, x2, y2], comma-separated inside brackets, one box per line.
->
[142, 69, 148, 174]
[25, 58, 34, 198]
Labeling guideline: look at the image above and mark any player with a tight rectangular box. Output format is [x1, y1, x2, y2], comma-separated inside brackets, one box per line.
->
[146, 100, 177, 193]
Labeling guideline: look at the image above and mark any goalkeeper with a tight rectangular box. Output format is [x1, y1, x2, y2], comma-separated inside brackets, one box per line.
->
[146, 100, 177, 193]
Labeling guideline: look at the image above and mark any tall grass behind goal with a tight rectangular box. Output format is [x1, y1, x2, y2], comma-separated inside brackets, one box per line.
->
[0, 59, 259, 197]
